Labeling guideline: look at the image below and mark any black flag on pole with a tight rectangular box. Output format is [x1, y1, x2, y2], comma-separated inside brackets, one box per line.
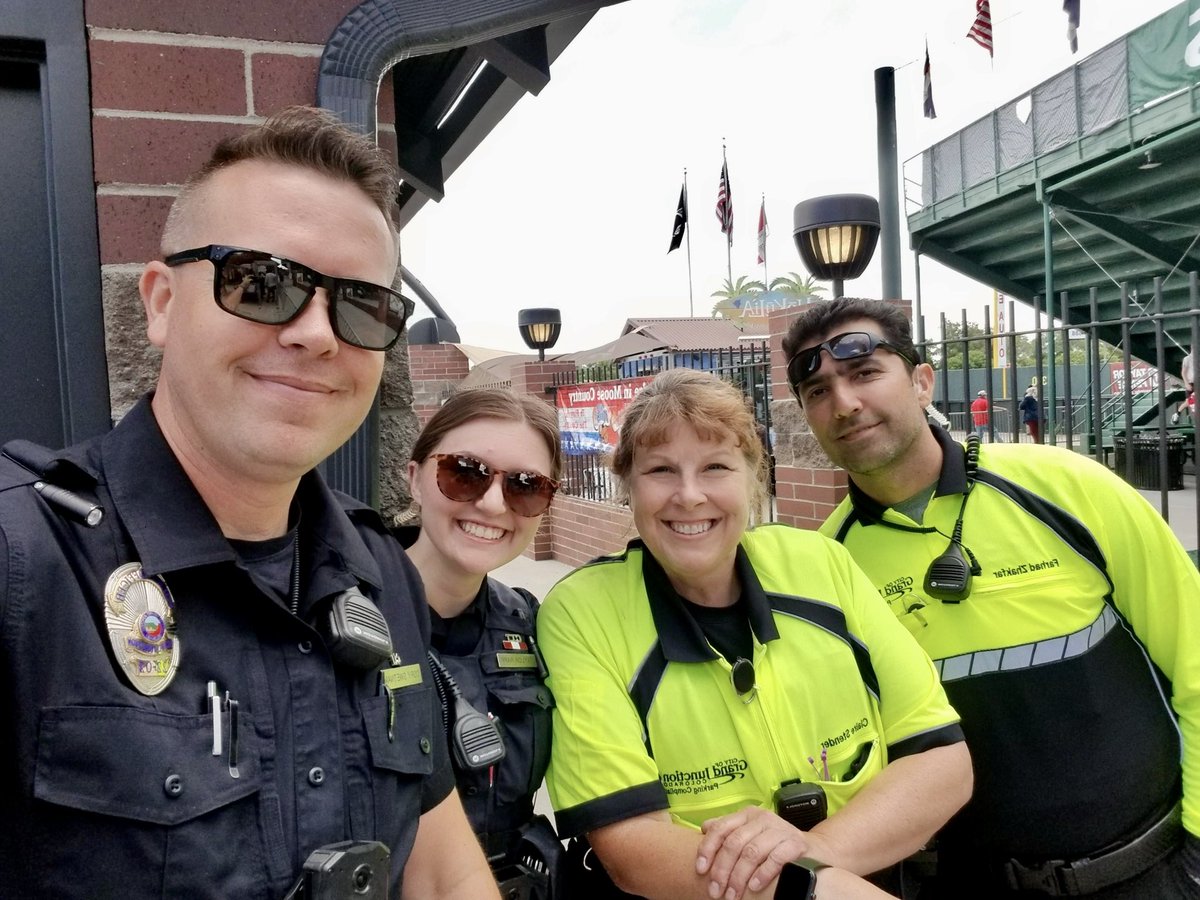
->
[923, 41, 937, 119]
[668, 181, 688, 253]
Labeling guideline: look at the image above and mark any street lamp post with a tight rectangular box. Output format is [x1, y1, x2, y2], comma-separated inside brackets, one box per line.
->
[792, 194, 881, 298]
[517, 308, 562, 362]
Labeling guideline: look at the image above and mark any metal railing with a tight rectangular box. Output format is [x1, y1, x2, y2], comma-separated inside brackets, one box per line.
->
[917, 273, 1198, 537]
[553, 342, 774, 517]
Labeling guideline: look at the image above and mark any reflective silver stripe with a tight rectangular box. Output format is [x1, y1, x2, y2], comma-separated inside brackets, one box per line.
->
[934, 606, 1118, 683]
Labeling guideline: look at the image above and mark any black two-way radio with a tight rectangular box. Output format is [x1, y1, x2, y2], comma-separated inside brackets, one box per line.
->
[427, 651, 506, 770]
[319, 587, 397, 671]
[923, 434, 982, 603]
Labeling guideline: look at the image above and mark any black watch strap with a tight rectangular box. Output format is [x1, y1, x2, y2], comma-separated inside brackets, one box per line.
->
[774, 859, 826, 899]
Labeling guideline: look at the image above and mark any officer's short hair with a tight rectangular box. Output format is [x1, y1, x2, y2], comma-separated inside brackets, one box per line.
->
[411, 388, 563, 482]
[162, 106, 400, 253]
[610, 369, 767, 507]
[782, 298, 921, 372]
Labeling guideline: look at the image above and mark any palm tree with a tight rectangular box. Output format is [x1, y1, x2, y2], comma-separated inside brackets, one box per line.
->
[769, 272, 826, 302]
[710, 276, 766, 320]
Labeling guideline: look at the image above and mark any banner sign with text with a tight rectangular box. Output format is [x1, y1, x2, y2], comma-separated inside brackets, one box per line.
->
[556, 376, 654, 456]
[1109, 360, 1158, 395]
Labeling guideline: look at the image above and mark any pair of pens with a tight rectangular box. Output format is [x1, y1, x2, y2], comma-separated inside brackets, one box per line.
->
[806, 748, 830, 781]
[206, 681, 240, 779]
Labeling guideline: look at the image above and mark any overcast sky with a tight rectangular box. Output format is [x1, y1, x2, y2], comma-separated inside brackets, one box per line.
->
[399, 0, 1181, 355]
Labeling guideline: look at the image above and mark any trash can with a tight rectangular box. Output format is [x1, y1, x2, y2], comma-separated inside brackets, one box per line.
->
[1113, 433, 1184, 490]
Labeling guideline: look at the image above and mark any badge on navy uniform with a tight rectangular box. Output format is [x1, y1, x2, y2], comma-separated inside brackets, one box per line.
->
[104, 562, 180, 695]
[497, 632, 537, 669]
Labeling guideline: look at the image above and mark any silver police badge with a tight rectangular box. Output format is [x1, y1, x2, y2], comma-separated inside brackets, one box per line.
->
[103, 562, 180, 695]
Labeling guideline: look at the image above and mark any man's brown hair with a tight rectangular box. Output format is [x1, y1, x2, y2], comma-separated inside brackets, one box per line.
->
[162, 106, 400, 253]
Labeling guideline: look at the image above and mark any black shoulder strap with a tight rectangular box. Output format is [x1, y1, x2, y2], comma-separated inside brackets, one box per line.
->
[973, 468, 1111, 583]
[832, 508, 864, 543]
[628, 641, 669, 759]
[2, 439, 99, 488]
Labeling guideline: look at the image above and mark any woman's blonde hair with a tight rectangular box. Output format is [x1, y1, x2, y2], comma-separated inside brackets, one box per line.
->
[610, 369, 767, 505]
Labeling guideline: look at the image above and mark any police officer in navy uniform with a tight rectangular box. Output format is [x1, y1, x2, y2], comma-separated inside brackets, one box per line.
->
[399, 388, 564, 898]
[0, 107, 499, 899]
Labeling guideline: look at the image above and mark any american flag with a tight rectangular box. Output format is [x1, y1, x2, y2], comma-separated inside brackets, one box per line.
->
[966, 0, 993, 57]
[923, 42, 937, 119]
[716, 160, 733, 240]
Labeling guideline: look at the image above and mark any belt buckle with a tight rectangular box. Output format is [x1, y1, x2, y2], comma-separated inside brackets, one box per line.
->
[1004, 857, 1076, 896]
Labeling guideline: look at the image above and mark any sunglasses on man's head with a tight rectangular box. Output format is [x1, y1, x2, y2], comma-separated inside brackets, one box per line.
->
[433, 454, 559, 518]
[164, 245, 414, 351]
[787, 331, 918, 391]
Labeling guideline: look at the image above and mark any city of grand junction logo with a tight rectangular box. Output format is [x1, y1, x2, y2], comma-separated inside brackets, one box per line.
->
[660, 757, 749, 797]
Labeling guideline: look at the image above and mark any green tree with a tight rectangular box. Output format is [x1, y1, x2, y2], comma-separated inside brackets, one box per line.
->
[710, 276, 766, 320]
[933, 322, 991, 370]
[932, 321, 1103, 369]
[769, 272, 826, 302]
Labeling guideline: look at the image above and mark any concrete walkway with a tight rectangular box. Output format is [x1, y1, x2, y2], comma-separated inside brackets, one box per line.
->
[492, 555, 574, 599]
[1137, 472, 1197, 553]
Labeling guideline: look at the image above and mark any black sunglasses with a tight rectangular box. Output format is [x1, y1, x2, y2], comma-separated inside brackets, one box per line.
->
[433, 454, 559, 518]
[164, 245, 414, 351]
[787, 331, 917, 391]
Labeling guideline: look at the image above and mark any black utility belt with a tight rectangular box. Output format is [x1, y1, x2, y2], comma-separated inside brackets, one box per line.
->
[1004, 800, 1183, 896]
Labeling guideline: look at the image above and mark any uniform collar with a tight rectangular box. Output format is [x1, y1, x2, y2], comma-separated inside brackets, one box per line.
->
[846, 425, 968, 525]
[79, 395, 382, 590]
[639, 539, 780, 663]
[430, 581, 487, 652]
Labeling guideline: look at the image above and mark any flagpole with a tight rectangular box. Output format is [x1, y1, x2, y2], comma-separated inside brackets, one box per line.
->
[684, 168, 694, 316]
[723, 141, 732, 287]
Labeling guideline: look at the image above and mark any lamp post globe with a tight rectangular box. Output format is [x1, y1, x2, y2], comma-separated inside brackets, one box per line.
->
[792, 194, 881, 299]
[517, 308, 562, 362]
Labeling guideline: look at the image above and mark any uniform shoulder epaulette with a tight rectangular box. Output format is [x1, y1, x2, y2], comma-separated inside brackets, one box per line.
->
[0, 439, 104, 526]
[489, 581, 538, 621]
[343, 503, 390, 536]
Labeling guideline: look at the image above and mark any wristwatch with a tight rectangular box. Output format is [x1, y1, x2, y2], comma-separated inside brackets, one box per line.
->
[774, 858, 826, 899]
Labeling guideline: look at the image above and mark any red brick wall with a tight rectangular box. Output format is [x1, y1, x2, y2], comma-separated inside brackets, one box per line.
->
[545, 495, 636, 568]
[511, 360, 575, 405]
[86, 2, 395, 265]
[407, 344, 471, 427]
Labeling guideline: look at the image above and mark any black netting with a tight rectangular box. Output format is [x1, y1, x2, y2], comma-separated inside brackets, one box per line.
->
[1079, 40, 1128, 135]
[961, 116, 997, 189]
[932, 135, 963, 203]
[997, 97, 1034, 171]
[1033, 70, 1077, 154]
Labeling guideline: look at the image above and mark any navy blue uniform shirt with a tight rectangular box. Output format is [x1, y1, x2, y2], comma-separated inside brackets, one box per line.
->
[0, 397, 453, 899]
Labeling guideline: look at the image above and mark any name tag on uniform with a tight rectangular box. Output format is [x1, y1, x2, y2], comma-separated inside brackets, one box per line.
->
[380, 664, 423, 689]
[496, 652, 538, 670]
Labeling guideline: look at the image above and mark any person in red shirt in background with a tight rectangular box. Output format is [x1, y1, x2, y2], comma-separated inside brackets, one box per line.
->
[970, 390, 990, 441]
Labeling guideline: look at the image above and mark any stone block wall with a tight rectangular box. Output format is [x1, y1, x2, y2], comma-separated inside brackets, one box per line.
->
[84, 0, 415, 519]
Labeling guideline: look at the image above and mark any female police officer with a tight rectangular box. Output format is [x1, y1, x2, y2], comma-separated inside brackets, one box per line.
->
[398, 388, 563, 897]
[537, 370, 972, 899]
